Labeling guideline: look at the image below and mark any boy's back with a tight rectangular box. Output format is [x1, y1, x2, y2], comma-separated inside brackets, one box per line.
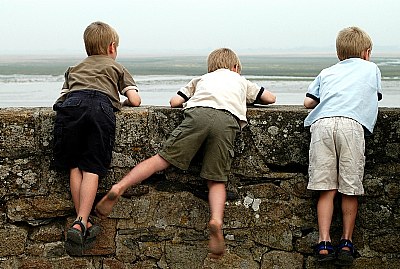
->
[59, 55, 137, 110]
[180, 68, 262, 128]
[304, 57, 381, 134]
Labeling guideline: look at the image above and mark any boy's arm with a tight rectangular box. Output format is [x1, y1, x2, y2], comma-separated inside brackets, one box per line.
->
[170, 92, 187, 108]
[246, 80, 275, 105]
[304, 76, 321, 109]
[304, 95, 319, 109]
[258, 89, 276, 105]
[170, 82, 192, 107]
[123, 89, 141, 107]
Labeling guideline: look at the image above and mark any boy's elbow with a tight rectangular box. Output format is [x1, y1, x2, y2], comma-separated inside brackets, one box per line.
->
[124, 90, 141, 107]
[261, 92, 276, 104]
[130, 97, 141, 107]
[170, 100, 183, 108]
[135, 98, 142, 107]
[303, 103, 312, 109]
[169, 95, 185, 108]
[269, 95, 277, 104]
[303, 98, 317, 109]
[132, 100, 141, 107]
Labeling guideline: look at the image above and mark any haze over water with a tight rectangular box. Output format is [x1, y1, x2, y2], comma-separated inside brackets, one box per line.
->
[0, 55, 399, 108]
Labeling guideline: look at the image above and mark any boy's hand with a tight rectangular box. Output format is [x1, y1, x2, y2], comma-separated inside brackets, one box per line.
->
[170, 95, 186, 108]
[125, 89, 141, 107]
[259, 90, 276, 105]
[304, 97, 319, 109]
[121, 99, 132, 106]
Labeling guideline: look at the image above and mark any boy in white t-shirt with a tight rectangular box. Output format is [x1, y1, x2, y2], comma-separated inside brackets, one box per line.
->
[95, 48, 276, 258]
[304, 26, 382, 266]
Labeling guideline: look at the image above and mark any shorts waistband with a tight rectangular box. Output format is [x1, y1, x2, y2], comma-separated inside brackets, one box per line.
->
[67, 90, 111, 103]
[186, 106, 240, 127]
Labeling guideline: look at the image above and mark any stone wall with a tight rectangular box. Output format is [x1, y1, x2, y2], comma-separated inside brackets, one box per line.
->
[0, 106, 399, 269]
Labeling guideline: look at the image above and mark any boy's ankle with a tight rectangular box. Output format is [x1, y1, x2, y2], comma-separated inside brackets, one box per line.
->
[110, 184, 123, 197]
[209, 219, 223, 227]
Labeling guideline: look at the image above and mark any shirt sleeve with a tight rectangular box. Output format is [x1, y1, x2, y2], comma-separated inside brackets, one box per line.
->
[245, 79, 262, 104]
[119, 66, 139, 95]
[61, 67, 71, 91]
[178, 77, 201, 99]
[54, 67, 71, 105]
[306, 75, 321, 100]
[376, 66, 383, 101]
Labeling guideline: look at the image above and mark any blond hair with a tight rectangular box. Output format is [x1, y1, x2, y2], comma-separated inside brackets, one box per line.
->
[336, 26, 372, 61]
[83, 21, 119, 56]
[207, 48, 242, 73]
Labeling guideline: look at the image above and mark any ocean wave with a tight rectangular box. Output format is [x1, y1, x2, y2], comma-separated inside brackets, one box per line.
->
[377, 59, 400, 66]
[0, 74, 64, 83]
[1, 74, 399, 85]
[246, 75, 313, 81]
[1, 74, 314, 84]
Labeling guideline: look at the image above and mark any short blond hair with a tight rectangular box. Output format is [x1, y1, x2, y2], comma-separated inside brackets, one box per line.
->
[207, 48, 242, 73]
[336, 26, 372, 61]
[83, 21, 119, 56]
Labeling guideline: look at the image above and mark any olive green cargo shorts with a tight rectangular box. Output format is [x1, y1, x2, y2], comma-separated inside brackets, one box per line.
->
[159, 107, 240, 182]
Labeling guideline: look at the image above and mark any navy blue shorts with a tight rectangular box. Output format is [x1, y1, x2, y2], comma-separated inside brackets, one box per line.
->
[53, 90, 116, 178]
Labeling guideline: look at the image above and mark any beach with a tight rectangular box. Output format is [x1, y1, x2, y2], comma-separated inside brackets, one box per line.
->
[0, 55, 399, 108]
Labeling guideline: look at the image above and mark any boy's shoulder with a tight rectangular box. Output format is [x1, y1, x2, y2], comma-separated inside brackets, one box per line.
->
[72, 56, 125, 71]
[322, 58, 378, 74]
[83, 55, 117, 64]
[205, 68, 245, 80]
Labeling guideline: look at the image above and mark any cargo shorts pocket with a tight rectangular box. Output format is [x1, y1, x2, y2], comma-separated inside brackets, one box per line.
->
[100, 102, 115, 123]
[225, 149, 235, 172]
[62, 97, 82, 108]
[163, 128, 182, 148]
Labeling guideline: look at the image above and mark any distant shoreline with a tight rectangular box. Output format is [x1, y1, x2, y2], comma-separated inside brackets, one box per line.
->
[2, 51, 400, 62]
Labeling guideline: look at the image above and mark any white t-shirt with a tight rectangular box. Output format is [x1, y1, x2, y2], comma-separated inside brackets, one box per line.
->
[178, 69, 263, 128]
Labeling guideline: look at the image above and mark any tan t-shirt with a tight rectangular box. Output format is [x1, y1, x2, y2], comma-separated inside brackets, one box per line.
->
[178, 69, 263, 128]
[55, 55, 138, 110]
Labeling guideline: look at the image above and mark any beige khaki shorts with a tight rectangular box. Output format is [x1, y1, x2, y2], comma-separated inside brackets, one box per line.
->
[307, 117, 365, 195]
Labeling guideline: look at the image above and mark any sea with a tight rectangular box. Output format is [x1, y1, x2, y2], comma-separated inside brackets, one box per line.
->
[0, 55, 399, 108]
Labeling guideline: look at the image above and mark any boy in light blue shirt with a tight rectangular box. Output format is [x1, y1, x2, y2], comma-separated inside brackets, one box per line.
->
[303, 26, 382, 266]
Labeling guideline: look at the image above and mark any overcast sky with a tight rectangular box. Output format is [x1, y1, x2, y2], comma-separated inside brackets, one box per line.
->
[1, 0, 400, 56]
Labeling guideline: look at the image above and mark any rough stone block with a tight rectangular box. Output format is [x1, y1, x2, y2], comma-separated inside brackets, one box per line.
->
[6, 194, 73, 222]
[252, 223, 293, 251]
[29, 222, 64, 242]
[0, 225, 28, 256]
[261, 250, 303, 269]
[0, 108, 37, 158]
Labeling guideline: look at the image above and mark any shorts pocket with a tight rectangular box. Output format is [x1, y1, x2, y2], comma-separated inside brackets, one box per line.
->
[53, 120, 64, 151]
[100, 102, 115, 122]
[225, 149, 235, 172]
[61, 97, 82, 108]
[164, 128, 182, 147]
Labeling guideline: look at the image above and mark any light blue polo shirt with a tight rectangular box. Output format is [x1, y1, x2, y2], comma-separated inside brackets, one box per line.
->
[304, 58, 382, 134]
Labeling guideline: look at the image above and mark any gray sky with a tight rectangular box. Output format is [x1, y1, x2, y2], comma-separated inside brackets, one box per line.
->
[2, 0, 400, 56]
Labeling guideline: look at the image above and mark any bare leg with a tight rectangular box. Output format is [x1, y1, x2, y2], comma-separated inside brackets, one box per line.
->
[95, 154, 170, 218]
[317, 189, 337, 254]
[70, 168, 99, 231]
[70, 168, 83, 214]
[207, 180, 226, 258]
[341, 194, 358, 250]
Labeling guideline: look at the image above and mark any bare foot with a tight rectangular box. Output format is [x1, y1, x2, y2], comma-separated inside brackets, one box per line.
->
[95, 186, 120, 219]
[208, 219, 225, 258]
